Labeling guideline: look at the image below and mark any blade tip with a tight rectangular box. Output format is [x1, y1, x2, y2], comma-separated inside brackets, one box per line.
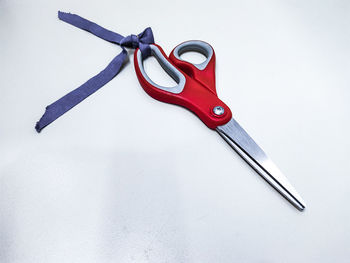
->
[297, 202, 306, 212]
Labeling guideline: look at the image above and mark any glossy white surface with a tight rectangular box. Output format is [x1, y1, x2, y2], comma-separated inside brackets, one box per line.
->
[1, 0, 349, 262]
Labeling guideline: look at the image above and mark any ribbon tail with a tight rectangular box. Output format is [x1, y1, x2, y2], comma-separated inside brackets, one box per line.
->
[58, 11, 124, 44]
[35, 50, 128, 132]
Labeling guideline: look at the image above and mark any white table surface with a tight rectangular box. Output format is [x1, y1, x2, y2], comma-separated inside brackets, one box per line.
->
[1, 0, 349, 262]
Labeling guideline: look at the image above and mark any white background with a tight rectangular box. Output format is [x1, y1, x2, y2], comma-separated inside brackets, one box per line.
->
[1, 0, 349, 262]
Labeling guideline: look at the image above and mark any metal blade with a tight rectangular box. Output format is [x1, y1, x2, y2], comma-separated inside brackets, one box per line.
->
[216, 118, 306, 211]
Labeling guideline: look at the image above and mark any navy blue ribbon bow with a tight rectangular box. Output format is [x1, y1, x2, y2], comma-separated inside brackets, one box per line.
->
[35, 11, 154, 132]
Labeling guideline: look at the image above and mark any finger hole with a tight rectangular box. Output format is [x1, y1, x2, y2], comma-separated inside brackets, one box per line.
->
[143, 56, 177, 88]
[179, 51, 207, 65]
[173, 41, 213, 70]
[136, 45, 186, 94]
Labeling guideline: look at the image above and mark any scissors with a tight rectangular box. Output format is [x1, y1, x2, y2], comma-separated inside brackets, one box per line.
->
[134, 40, 306, 211]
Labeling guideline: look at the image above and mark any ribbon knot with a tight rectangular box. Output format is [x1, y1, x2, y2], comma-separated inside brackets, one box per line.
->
[120, 28, 154, 58]
[120, 34, 140, 49]
[35, 12, 154, 132]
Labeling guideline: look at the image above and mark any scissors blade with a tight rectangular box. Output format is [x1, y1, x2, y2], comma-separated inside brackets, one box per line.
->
[216, 118, 306, 211]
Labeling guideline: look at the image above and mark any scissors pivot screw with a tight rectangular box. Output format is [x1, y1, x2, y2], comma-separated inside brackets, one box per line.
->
[213, 106, 225, 116]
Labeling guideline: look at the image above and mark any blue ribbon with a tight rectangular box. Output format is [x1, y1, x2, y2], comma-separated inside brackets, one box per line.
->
[35, 11, 154, 132]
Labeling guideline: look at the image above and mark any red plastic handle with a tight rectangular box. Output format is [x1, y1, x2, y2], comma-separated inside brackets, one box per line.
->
[134, 42, 232, 129]
[169, 41, 217, 95]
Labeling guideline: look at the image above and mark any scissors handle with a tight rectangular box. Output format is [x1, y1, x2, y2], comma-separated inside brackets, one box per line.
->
[169, 40, 217, 95]
[134, 41, 232, 129]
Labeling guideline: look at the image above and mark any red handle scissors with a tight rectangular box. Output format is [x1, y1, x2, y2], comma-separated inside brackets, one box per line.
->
[134, 40, 305, 210]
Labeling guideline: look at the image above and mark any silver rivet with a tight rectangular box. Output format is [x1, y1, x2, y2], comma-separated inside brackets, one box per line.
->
[213, 106, 225, 116]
